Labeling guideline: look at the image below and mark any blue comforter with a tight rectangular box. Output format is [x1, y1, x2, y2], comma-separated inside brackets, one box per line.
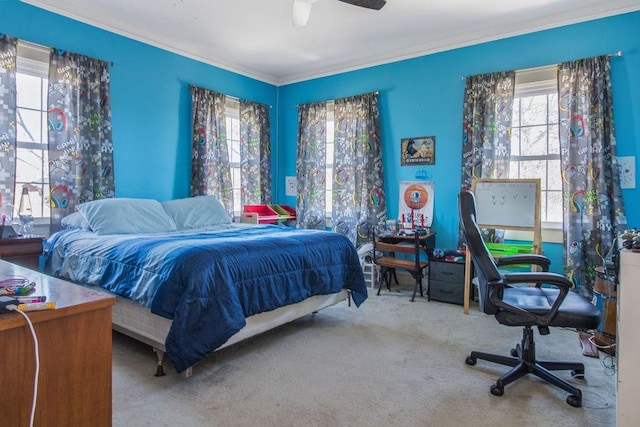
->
[45, 224, 367, 372]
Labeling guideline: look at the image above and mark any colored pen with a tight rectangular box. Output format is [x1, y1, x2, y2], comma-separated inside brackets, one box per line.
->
[14, 282, 36, 294]
[17, 301, 56, 312]
[16, 295, 47, 303]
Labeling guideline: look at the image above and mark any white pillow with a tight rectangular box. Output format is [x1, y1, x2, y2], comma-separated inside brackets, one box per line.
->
[76, 198, 177, 235]
[162, 196, 231, 230]
[61, 212, 91, 230]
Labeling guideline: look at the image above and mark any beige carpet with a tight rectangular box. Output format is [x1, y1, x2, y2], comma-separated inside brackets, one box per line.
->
[112, 286, 617, 427]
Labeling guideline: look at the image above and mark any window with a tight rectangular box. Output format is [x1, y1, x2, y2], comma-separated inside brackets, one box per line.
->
[325, 101, 335, 219]
[225, 97, 242, 217]
[510, 66, 562, 228]
[15, 42, 50, 220]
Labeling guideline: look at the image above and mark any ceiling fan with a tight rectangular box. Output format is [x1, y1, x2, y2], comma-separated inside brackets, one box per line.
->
[292, 0, 387, 27]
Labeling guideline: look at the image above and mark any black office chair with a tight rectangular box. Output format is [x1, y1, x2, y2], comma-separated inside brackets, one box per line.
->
[458, 190, 601, 407]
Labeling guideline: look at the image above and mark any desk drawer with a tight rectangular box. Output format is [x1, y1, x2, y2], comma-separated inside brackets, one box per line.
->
[430, 279, 464, 305]
[429, 260, 465, 283]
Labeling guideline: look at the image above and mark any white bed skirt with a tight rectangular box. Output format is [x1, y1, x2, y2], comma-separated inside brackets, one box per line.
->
[110, 289, 350, 368]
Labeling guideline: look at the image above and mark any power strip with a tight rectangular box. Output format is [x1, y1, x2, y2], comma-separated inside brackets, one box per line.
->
[0, 296, 19, 314]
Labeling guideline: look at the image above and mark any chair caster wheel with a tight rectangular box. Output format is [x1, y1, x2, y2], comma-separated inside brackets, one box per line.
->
[465, 356, 476, 366]
[566, 395, 582, 408]
[571, 369, 585, 379]
[510, 348, 518, 357]
[490, 384, 504, 396]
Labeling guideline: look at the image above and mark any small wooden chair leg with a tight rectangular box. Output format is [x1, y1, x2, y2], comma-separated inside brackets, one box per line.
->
[377, 268, 386, 295]
[391, 269, 399, 285]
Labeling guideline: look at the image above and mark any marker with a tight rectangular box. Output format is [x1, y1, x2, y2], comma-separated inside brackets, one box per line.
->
[17, 301, 56, 312]
[14, 282, 36, 294]
[15, 295, 47, 303]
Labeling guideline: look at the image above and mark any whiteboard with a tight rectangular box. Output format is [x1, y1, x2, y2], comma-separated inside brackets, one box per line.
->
[473, 179, 539, 229]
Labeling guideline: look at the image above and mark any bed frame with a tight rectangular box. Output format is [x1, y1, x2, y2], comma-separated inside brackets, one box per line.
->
[110, 289, 351, 377]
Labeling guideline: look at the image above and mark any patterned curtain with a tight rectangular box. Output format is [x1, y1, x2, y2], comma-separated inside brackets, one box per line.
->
[460, 71, 515, 188]
[558, 56, 627, 296]
[459, 71, 515, 245]
[189, 85, 232, 213]
[48, 49, 115, 231]
[296, 102, 327, 230]
[240, 100, 271, 204]
[333, 92, 386, 245]
[0, 34, 17, 213]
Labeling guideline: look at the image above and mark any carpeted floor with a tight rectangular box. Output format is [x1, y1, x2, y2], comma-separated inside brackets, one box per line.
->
[112, 285, 617, 426]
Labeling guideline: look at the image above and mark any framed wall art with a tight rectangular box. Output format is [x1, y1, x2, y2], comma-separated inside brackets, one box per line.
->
[398, 180, 434, 229]
[400, 136, 435, 166]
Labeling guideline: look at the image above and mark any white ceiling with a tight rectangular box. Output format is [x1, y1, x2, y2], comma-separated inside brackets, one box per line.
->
[21, 0, 640, 85]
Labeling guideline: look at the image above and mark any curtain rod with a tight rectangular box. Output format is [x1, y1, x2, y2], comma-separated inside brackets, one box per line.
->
[460, 51, 624, 80]
[18, 40, 115, 67]
[188, 83, 272, 108]
[296, 91, 380, 108]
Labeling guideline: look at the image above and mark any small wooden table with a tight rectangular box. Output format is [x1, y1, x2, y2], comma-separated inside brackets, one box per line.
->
[0, 260, 115, 427]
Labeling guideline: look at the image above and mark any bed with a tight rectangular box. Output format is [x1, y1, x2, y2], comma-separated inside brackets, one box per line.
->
[43, 196, 367, 376]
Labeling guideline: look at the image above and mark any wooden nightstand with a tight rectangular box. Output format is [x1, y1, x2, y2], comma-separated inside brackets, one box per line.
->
[0, 236, 45, 270]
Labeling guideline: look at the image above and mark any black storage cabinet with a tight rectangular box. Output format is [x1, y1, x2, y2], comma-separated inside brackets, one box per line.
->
[428, 257, 467, 305]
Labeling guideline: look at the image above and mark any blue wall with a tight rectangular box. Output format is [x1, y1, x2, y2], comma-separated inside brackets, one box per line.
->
[3, 2, 640, 268]
[2, 0, 278, 202]
[278, 12, 640, 260]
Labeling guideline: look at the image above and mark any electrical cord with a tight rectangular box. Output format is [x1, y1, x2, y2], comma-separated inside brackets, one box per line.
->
[6, 304, 39, 427]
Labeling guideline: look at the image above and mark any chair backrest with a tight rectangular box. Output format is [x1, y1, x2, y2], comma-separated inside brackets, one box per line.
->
[373, 231, 424, 272]
[458, 190, 502, 315]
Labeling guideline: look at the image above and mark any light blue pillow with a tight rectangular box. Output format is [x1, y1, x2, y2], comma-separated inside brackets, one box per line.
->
[162, 196, 231, 230]
[61, 212, 91, 230]
[76, 198, 177, 235]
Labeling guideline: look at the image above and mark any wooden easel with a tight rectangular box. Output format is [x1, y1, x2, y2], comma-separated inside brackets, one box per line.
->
[463, 178, 542, 314]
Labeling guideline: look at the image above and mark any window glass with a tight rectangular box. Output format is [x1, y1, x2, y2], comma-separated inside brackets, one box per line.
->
[510, 67, 561, 225]
[15, 43, 50, 219]
[326, 101, 335, 219]
[225, 98, 242, 216]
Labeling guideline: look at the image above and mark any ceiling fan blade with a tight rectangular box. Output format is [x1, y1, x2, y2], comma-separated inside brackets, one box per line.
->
[337, 0, 387, 10]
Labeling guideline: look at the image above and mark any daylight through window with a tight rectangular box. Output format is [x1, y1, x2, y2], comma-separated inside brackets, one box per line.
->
[510, 66, 562, 226]
[15, 42, 50, 220]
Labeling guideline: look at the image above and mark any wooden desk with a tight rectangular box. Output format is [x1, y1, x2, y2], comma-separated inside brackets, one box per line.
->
[0, 260, 115, 427]
[377, 230, 436, 251]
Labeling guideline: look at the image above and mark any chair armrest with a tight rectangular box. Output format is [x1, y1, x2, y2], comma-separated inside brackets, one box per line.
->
[498, 272, 571, 327]
[494, 254, 551, 271]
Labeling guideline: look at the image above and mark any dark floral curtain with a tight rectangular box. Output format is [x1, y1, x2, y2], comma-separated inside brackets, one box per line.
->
[190, 85, 232, 214]
[240, 100, 271, 205]
[558, 56, 627, 296]
[333, 92, 386, 245]
[459, 71, 515, 244]
[0, 34, 17, 213]
[460, 71, 515, 188]
[296, 102, 327, 230]
[48, 49, 115, 231]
